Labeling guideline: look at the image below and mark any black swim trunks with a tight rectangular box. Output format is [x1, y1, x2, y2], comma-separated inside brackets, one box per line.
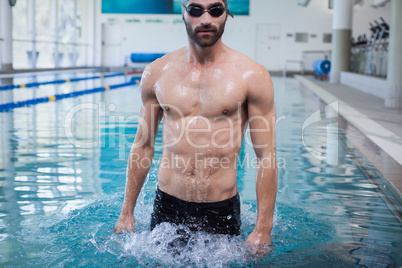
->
[150, 187, 241, 236]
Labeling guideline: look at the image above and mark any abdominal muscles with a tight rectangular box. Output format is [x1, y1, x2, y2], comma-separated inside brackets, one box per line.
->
[157, 104, 246, 202]
[158, 137, 241, 202]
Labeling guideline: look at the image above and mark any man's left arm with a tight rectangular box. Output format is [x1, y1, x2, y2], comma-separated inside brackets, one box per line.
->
[245, 65, 278, 247]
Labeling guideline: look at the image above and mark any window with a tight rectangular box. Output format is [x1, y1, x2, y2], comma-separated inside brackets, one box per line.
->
[295, 33, 308, 43]
[12, 0, 84, 69]
[323, 33, 332, 43]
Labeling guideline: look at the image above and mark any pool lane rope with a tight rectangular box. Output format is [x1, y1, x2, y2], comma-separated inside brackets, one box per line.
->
[0, 71, 143, 91]
[0, 78, 141, 112]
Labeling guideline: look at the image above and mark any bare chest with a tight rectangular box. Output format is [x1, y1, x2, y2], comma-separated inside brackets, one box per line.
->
[154, 68, 247, 118]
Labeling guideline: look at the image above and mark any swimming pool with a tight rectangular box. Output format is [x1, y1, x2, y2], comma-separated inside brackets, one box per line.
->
[0, 74, 401, 267]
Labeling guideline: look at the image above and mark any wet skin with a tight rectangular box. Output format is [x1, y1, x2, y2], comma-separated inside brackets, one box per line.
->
[115, 0, 277, 247]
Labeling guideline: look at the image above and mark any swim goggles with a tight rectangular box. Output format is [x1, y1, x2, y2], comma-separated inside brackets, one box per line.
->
[183, 4, 234, 18]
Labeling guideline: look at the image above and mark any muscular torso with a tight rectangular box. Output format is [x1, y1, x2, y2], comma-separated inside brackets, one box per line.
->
[152, 48, 250, 202]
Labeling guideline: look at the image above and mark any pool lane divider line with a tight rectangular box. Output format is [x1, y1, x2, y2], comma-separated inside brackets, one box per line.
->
[0, 80, 140, 112]
[0, 71, 143, 91]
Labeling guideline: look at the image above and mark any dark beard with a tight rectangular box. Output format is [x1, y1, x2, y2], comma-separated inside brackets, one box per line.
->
[184, 20, 226, 47]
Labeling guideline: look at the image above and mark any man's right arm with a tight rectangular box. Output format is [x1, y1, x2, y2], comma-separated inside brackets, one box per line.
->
[114, 64, 162, 233]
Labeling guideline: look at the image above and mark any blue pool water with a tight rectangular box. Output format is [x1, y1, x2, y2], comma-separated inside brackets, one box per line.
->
[0, 74, 401, 267]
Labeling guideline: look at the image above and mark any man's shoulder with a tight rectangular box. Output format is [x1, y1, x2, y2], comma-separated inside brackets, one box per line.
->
[139, 48, 188, 95]
[164, 47, 187, 60]
[226, 48, 267, 75]
[225, 49, 273, 96]
[141, 48, 186, 85]
[147, 48, 186, 70]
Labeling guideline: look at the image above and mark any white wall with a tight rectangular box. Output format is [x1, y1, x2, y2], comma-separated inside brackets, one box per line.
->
[94, 0, 390, 71]
[81, 0, 97, 66]
[352, 0, 390, 40]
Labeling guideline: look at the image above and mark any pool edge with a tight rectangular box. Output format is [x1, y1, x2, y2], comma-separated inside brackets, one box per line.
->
[294, 75, 402, 211]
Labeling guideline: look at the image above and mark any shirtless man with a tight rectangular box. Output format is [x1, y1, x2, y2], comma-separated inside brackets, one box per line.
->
[114, 0, 277, 247]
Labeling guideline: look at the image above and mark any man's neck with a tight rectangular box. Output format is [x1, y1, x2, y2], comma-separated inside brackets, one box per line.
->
[187, 39, 226, 66]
